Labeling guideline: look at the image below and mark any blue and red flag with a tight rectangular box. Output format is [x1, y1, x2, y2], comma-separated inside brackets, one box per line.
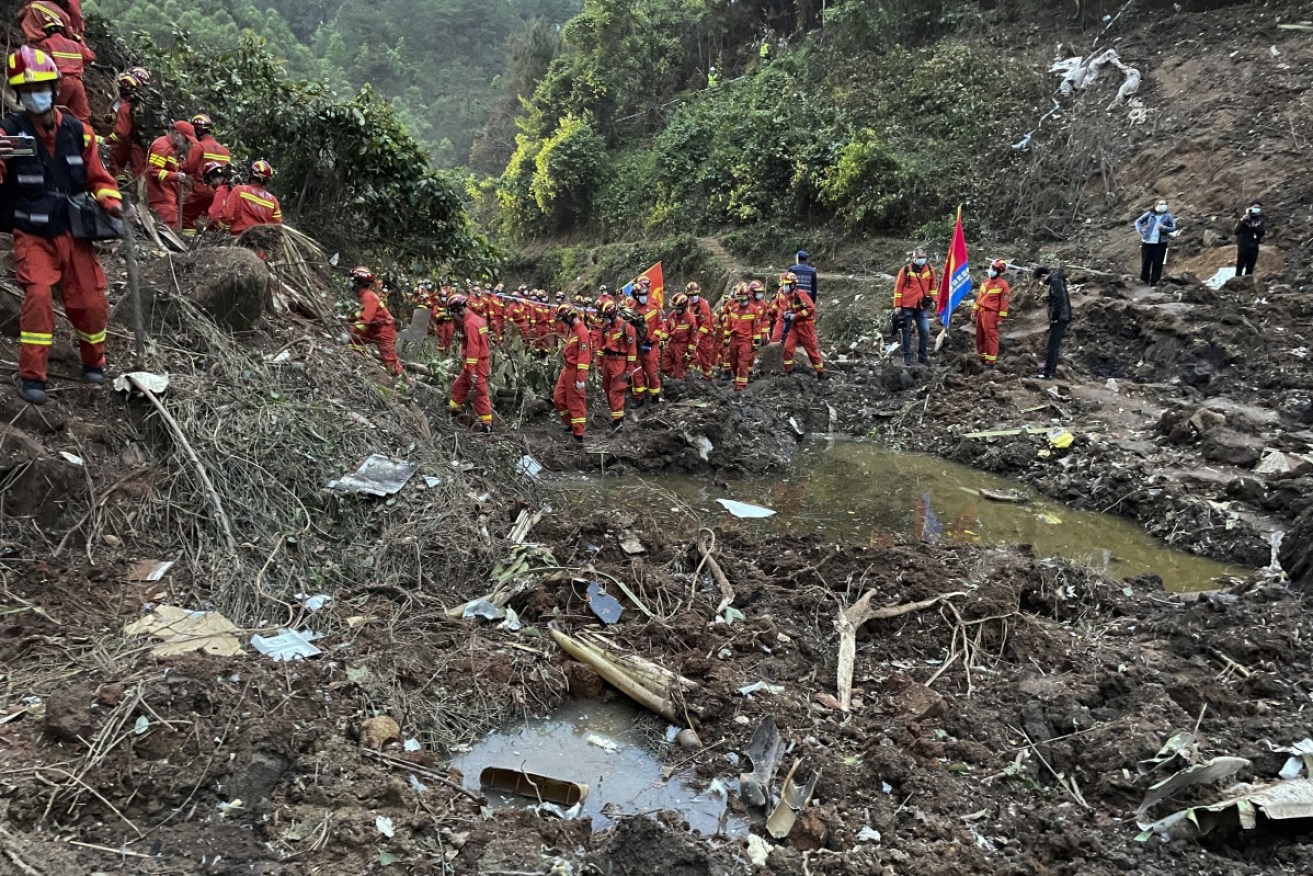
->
[937, 207, 971, 328]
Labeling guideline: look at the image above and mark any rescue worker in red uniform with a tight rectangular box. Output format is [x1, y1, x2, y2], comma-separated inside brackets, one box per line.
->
[553, 304, 591, 442]
[599, 301, 637, 432]
[973, 259, 1011, 367]
[107, 69, 148, 179]
[716, 286, 739, 375]
[686, 282, 715, 380]
[146, 120, 194, 230]
[631, 279, 666, 405]
[202, 161, 232, 229]
[181, 113, 231, 235]
[37, 20, 93, 123]
[446, 293, 493, 432]
[724, 285, 762, 391]
[893, 249, 937, 365]
[506, 287, 530, 344]
[219, 160, 282, 234]
[782, 279, 826, 379]
[766, 275, 794, 342]
[349, 266, 403, 377]
[1, 46, 122, 405]
[487, 284, 506, 340]
[18, 0, 82, 42]
[661, 292, 698, 380]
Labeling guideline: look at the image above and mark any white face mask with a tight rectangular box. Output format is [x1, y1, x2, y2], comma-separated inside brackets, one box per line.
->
[987, 269, 999, 279]
[690, 294, 699, 302]
[636, 294, 647, 304]
[754, 292, 764, 300]
[914, 258, 927, 267]
[21, 90, 54, 114]
[1250, 207, 1261, 216]
[1155, 203, 1168, 213]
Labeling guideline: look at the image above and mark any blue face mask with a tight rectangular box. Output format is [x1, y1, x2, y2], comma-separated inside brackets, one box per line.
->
[21, 90, 54, 114]
[914, 258, 927, 267]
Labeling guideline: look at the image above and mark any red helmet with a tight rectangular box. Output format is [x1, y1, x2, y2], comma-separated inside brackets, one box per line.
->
[989, 259, 1008, 272]
[8, 46, 59, 87]
[117, 72, 142, 90]
[685, 281, 701, 294]
[127, 66, 152, 85]
[447, 293, 469, 309]
[249, 160, 274, 183]
[748, 280, 765, 294]
[734, 282, 749, 300]
[200, 160, 226, 182]
[599, 301, 618, 319]
[556, 304, 576, 322]
[671, 292, 689, 309]
[780, 271, 799, 286]
[350, 266, 376, 287]
[638, 277, 651, 288]
[190, 112, 214, 133]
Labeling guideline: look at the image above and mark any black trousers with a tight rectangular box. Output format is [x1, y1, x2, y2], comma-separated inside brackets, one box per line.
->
[1140, 242, 1168, 286]
[1236, 246, 1259, 276]
[1044, 320, 1069, 377]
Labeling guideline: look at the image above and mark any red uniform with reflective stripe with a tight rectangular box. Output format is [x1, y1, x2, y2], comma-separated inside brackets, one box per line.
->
[37, 33, 94, 123]
[220, 183, 282, 234]
[632, 300, 665, 401]
[601, 318, 637, 421]
[19, 0, 79, 41]
[894, 263, 938, 309]
[146, 134, 184, 226]
[724, 299, 761, 390]
[973, 277, 1010, 365]
[554, 319, 591, 437]
[181, 135, 232, 231]
[661, 307, 698, 379]
[351, 287, 401, 376]
[107, 98, 145, 177]
[449, 309, 493, 426]
[689, 296, 715, 379]
[0, 110, 120, 383]
[782, 289, 824, 375]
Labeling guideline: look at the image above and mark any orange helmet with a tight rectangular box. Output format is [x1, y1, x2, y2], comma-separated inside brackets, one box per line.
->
[190, 112, 214, 133]
[671, 292, 689, 309]
[748, 280, 765, 294]
[556, 303, 576, 322]
[350, 266, 376, 287]
[117, 71, 142, 90]
[599, 301, 618, 319]
[8, 46, 59, 87]
[685, 281, 700, 294]
[249, 160, 274, 183]
[780, 271, 798, 286]
[734, 282, 749, 299]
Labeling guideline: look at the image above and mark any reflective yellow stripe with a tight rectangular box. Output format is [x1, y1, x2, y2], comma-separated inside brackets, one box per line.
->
[20, 332, 53, 346]
[203, 152, 230, 162]
[93, 186, 119, 200]
[76, 329, 107, 344]
[239, 191, 276, 209]
[477, 327, 488, 335]
[464, 358, 478, 365]
[51, 51, 82, 60]
[157, 170, 169, 182]
[570, 418, 587, 424]
[148, 154, 169, 166]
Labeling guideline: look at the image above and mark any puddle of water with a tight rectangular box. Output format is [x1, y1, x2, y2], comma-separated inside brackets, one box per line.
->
[450, 698, 744, 836]
[563, 439, 1244, 592]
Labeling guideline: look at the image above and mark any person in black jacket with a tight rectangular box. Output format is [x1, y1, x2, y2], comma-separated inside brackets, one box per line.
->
[1234, 202, 1265, 276]
[1032, 266, 1071, 380]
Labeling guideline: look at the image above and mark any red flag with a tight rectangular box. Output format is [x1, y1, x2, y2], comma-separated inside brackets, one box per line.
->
[937, 207, 971, 327]
[637, 262, 664, 308]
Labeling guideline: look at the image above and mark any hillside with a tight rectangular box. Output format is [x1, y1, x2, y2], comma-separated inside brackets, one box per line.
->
[86, 0, 582, 166]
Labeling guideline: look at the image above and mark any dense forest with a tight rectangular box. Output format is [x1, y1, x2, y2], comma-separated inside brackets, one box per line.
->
[85, 0, 581, 166]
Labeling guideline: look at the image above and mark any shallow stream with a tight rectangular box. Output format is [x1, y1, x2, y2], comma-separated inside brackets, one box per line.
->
[565, 438, 1242, 592]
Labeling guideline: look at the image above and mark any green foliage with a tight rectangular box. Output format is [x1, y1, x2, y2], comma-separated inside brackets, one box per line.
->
[87, 0, 583, 166]
[92, 20, 497, 275]
[529, 114, 606, 227]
